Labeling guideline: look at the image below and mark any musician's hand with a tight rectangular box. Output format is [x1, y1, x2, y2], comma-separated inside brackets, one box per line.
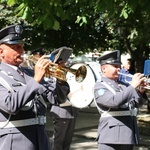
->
[34, 55, 50, 82]
[130, 73, 146, 89]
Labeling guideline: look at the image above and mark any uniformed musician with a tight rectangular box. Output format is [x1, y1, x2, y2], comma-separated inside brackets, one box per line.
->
[94, 50, 147, 150]
[49, 47, 79, 150]
[0, 25, 70, 150]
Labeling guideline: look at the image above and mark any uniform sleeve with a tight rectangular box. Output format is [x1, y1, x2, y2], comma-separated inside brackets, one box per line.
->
[94, 82, 140, 108]
[0, 79, 46, 114]
[136, 90, 148, 107]
[53, 81, 70, 104]
[42, 78, 70, 105]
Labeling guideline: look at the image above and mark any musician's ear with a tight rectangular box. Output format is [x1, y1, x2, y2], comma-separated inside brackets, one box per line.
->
[101, 65, 106, 73]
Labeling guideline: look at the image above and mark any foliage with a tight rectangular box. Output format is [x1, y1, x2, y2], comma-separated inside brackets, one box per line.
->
[0, 0, 150, 71]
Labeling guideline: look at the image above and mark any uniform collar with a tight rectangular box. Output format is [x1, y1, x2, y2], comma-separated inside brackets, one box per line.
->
[4, 62, 18, 71]
[0, 62, 26, 83]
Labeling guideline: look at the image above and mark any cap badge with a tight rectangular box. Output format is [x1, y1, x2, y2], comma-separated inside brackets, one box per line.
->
[15, 25, 23, 34]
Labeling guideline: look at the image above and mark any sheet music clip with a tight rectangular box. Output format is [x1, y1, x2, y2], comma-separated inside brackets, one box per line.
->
[143, 60, 150, 76]
[50, 46, 73, 63]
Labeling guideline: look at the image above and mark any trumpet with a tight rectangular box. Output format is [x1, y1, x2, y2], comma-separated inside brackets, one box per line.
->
[118, 72, 150, 90]
[118, 72, 133, 78]
[23, 55, 87, 83]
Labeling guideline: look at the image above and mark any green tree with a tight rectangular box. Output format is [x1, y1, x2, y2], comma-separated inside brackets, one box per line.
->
[0, 0, 111, 54]
[96, 0, 150, 72]
[1, 0, 150, 72]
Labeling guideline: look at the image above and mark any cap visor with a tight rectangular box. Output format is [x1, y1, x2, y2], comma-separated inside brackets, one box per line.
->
[4, 40, 24, 45]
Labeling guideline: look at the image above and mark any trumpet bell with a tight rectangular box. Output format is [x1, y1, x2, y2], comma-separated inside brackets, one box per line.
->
[74, 65, 87, 83]
[59, 65, 87, 83]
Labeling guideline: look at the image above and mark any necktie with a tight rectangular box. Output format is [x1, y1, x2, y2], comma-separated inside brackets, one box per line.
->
[17, 67, 24, 77]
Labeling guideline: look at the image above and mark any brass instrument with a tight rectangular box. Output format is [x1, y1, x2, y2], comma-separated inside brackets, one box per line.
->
[118, 72, 150, 90]
[118, 72, 133, 78]
[23, 55, 87, 83]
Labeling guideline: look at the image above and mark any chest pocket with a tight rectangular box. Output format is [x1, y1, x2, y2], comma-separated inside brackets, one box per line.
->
[102, 82, 129, 108]
[0, 76, 34, 111]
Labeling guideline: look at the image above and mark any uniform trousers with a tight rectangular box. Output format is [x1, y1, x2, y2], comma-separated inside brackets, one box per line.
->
[98, 144, 134, 150]
[52, 117, 76, 150]
[0, 125, 50, 150]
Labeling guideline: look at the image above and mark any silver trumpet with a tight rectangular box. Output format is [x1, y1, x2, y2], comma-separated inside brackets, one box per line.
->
[118, 72, 133, 78]
[118, 72, 150, 90]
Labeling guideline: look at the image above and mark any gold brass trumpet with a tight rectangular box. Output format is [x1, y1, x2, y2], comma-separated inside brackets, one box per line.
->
[23, 55, 87, 83]
[118, 72, 150, 90]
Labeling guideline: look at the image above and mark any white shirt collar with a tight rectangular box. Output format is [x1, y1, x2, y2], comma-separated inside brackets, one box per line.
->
[3, 62, 19, 71]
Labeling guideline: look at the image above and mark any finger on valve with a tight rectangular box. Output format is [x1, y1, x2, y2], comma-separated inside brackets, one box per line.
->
[131, 73, 144, 88]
